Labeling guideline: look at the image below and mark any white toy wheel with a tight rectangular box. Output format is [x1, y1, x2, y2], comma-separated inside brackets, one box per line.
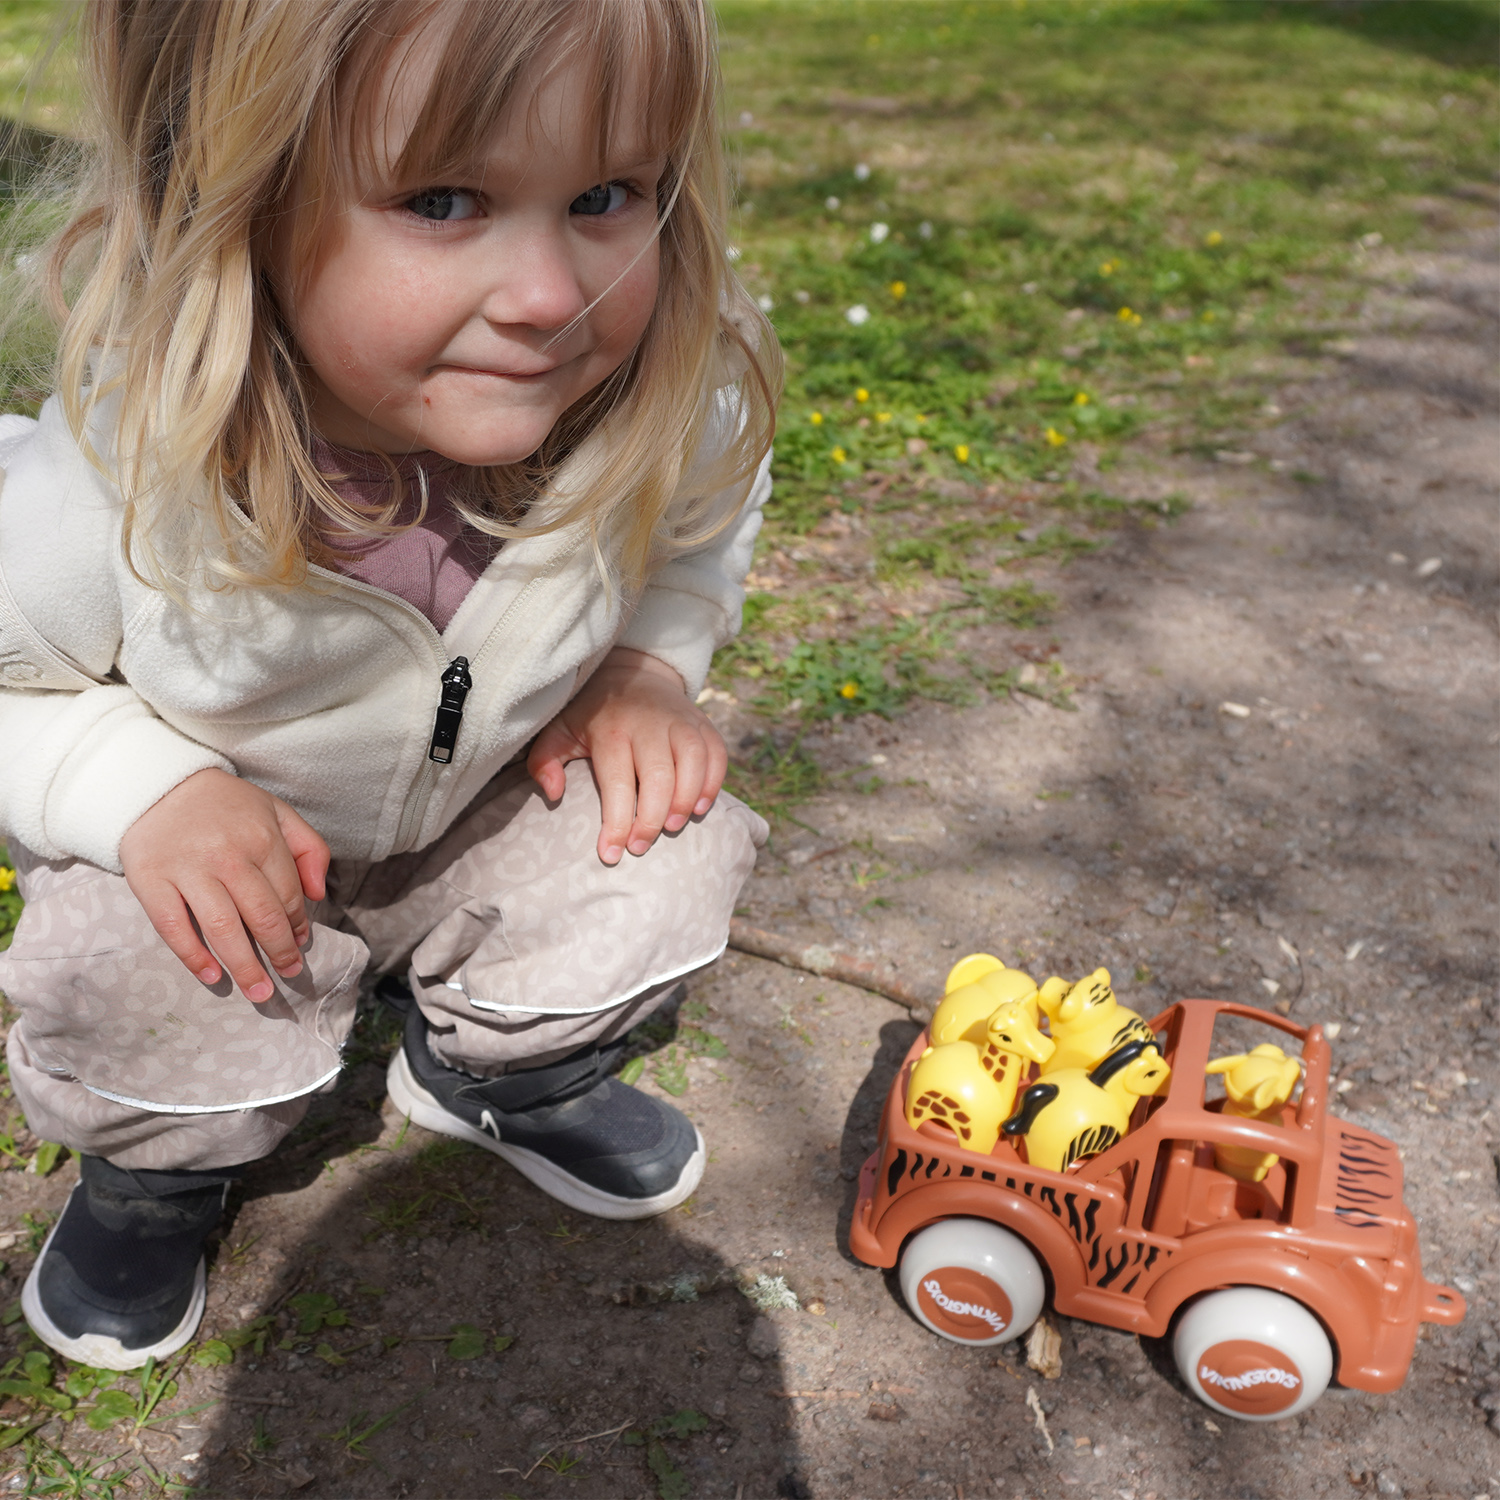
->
[1173, 1288, 1333, 1421]
[898, 1219, 1045, 1347]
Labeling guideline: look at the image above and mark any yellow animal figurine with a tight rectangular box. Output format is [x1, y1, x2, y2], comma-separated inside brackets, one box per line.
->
[1001, 1039, 1172, 1172]
[943, 953, 1007, 993]
[1037, 968, 1155, 1074]
[1205, 1043, 1304, 1182]
[930, 960, 1042, 1047]
[906, 1000, 1056, 1154]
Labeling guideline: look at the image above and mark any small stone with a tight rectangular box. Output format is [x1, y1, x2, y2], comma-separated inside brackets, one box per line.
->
[746, 1316, 779, 1360]
[866, 1401, 904, 1422]
[1375, 1473, 1402, 1497]
[738, 1360, 762, 1384]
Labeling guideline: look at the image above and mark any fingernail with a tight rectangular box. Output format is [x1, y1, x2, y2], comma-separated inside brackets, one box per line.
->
[664, 814, 687, 832]
[694, 798, 712, 815]
[247, 980, 274, 1003]
[277, 960, 303, 979]
[602, 845, 623, 864]
[628, 837, 651, 856]
[197, 966, 219, 984]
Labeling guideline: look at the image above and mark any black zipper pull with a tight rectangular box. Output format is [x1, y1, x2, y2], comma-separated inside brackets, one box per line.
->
[428, 657, 472, 764]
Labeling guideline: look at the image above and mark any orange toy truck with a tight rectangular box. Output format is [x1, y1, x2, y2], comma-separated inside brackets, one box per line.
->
[849, 992, 1465, 1421]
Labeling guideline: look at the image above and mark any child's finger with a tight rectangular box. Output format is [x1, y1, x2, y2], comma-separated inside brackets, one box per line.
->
[276, 801, 330, 904]
[527, 721, 585, 803]
[661, 727, 708, 834]
[178, 878, 279, 1003]
[225, 867, 308, 981]
[627, 733, 678, 855]
[591, 733, 640, 865]
[258, 830, 314, 952]
[698, 725, 729, 813]
[135, 879, 225, 988]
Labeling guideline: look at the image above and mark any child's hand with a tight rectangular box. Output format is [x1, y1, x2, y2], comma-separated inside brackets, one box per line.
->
[527, 648, 728, 865]
[118, 769, 331, 1004]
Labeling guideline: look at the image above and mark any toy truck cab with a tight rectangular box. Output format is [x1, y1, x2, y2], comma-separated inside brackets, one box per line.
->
[849, 998, 1464, 1421]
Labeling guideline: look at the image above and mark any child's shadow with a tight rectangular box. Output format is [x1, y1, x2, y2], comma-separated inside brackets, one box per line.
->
[190, 1004, 806, 1499]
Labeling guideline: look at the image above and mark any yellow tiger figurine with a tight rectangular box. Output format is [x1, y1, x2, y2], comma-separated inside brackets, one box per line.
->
[1037, 968, 1155, 1075]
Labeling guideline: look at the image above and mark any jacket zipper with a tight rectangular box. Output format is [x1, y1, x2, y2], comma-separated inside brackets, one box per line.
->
[428, 657, 472, 763]
[309, 538, 584, 854]
[389, 570, 554, 850]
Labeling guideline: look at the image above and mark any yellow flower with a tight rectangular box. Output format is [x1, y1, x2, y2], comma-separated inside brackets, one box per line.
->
[1044, 427, 1067, 447]
[0, 867, 13, 892]
[876, 411, 892, 423]
[1073, 391, 1090, 406]
[1117, 306, 1134, 321]
[1204, 230, 1223, 247]
[1201, 309, 1216, 322]
[832, 447, 848, 463]
[889, 280, 907, 300]
[954, 444, 970, 463]
[809, 411, 823, 425]
[1099, 259, 1117, 276]
[855, 388, 870, 403]
[840, 680, 860, 699]
[916, 413, 928, 424]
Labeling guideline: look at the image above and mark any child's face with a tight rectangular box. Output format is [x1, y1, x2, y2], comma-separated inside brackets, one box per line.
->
[278, 31, 664, 463]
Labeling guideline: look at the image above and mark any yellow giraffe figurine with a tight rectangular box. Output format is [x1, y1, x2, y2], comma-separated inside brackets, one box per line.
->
[1002, 1039, 1172, 1172]
[1037, 968, 1155, 1074]
[906, 1000, 1056, 1154]
[1205, 1043, 1304, 1182]
[930, 958, 1042, 1047]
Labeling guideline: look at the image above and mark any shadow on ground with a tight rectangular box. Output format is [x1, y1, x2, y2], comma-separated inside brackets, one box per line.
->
[179, 1052, 804, 1499]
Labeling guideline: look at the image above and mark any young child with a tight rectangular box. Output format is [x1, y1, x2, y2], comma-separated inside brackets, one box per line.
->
[0, 0, 777, 1371]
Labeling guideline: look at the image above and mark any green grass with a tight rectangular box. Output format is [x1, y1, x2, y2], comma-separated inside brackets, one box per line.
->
[700, 0, 1497, 815]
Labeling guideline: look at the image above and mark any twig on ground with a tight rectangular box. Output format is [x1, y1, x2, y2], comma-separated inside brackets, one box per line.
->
[727, 919, 931, 1018]
[494, 1418, 635, 1481]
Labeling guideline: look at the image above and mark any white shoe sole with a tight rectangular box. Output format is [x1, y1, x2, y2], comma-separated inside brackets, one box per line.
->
[386, 1048, 705, 1221]
[21, 1188, 206, 1372]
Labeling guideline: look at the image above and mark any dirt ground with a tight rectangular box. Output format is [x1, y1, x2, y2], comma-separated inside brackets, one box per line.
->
[0, 220, 1495, 1500]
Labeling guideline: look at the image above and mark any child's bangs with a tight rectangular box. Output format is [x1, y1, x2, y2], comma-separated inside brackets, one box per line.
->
[354, 0, 713, 194]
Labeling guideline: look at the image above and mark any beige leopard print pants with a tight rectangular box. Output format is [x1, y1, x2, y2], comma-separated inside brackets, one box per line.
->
[0, 761, 766, 1168]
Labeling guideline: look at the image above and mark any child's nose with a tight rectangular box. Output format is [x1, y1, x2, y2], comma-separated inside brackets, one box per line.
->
[481, 230, 588, 333]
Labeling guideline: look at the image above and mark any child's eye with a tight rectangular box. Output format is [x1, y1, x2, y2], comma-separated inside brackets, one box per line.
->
[569, 182, 629, 217]
[404, 189, 481, 223]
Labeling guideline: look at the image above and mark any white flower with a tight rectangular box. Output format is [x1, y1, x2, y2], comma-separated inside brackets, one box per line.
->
[1022, 281, 1039, 294]
[854, 162, 871, 181]
[756, 293, 774, 313]
[794, 289, 811, 304]
[845, 304, 871, 326]
[869, 222, 889, 245]
[825, 195, 841, 211]
[726, 245, 742, 262]
[918, 220, 934, 240]
[739, 110, 754, 127]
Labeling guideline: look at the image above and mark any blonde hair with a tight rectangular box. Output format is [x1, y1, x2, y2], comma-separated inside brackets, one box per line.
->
[47, 0, 779, 593]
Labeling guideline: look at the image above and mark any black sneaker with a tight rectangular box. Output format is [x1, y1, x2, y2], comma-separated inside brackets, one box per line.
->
[385, 1004, 705, 1220]
[22, 1157, 234, 1371]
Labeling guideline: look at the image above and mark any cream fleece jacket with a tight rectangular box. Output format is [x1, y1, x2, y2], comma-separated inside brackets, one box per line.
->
[0, 395, 768, 873]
